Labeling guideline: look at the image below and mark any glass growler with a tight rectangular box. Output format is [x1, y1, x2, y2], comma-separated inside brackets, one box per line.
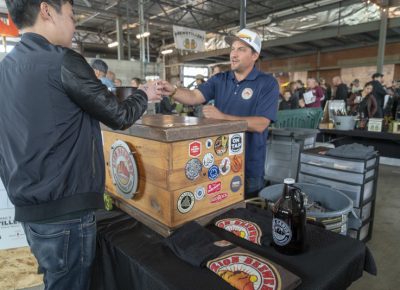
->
[271, 178, 306, 255]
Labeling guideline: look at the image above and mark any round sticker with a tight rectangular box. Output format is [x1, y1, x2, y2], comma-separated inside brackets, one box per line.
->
[177, 191, 195, 213]
[194, 186, 205, 200]
[214, 135, 228, 156]
[219, 157, 231, 175]
[109, 140, 138, 199]
[208, 165, 220, 181]
[185, 158, 202, 181]
[242, 88, 254, 100]
[231, 155, 243, 173]
[272, 218, 292, 246]
[230, 176, 242, 192]
[202, 153, 215, 169]
[205, 139, 213, 149]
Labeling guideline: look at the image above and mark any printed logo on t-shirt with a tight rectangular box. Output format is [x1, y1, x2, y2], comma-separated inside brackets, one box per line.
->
[207, 253, 280, 290]
[215, 218, 262, 245]
[242, 88, 254, 100]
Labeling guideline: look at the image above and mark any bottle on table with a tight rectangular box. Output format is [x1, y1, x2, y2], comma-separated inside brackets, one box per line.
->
[271, 178, 307, 255]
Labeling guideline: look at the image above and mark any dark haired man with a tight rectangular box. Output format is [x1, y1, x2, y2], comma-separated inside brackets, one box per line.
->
[0, 1, 162, 289]
[161, 28, 279, 198]
[371, 72, 386, 118]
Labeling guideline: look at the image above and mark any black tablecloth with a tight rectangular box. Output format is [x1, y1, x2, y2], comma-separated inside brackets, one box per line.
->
[91, 208, 376, 290]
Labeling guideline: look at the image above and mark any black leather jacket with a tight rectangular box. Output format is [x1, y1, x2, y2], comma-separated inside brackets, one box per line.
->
[0, 33, 148, 222]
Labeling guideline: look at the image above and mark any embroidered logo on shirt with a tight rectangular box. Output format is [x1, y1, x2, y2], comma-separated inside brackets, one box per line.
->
[242, 88, 254, 100]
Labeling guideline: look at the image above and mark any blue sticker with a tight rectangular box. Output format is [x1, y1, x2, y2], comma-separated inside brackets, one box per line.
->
[208, 165, 220, 181]
[230, 176, 242, 192]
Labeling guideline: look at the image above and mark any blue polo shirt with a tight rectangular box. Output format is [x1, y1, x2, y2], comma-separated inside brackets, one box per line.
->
[198, 67, 279, 178]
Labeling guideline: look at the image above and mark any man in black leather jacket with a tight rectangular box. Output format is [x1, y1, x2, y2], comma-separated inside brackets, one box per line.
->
[0, 1, 162, 289]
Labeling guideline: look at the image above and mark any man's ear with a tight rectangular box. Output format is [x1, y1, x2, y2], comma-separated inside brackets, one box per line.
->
[39, 2, 53, 20]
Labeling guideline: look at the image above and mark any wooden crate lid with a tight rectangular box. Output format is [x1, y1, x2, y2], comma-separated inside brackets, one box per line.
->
[102, 115, 248, 142]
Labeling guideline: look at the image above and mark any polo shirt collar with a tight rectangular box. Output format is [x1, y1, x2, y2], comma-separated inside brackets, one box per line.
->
[230, 66, 260, 82]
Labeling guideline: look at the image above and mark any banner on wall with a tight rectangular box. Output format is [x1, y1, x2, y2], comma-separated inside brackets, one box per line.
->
[173, 25, 205, 52]
[0, 178, 27, 250]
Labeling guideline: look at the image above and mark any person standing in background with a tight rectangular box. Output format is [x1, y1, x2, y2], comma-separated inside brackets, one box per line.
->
[131, 77, 141, 88]
[332, 76, 349, 102]
[304, 77, 323, 108]
[161, 28, 279, 198]
[371, 73, 386, 118]
[0, 1, 162, 289]
[91, 59, 115, 91]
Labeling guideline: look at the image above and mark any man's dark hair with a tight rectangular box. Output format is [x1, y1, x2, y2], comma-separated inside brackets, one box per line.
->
[91, 59, 108, 73]
[6, 0, 74, 29]
[131, 77, 141, 84]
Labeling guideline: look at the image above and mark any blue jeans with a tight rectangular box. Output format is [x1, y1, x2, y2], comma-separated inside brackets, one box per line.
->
[245, 176, 266, 199]
[22, 212, 96, 290]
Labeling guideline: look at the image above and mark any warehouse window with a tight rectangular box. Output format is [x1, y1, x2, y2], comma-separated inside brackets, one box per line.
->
[183, 66, 208, 88]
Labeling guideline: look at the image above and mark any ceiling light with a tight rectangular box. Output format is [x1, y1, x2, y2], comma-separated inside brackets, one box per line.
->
[161, 49, 173, 55]
[136, 32, 150, 39]
[108, 41, 119, 48]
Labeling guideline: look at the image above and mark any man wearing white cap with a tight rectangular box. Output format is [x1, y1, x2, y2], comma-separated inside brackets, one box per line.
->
[161, 28, 279, 198]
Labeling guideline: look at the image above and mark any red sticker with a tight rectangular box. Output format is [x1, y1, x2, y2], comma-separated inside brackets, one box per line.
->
[207, 181, 221, 195]
[189, 141, 201, 157]
[211, 192, 228, 203]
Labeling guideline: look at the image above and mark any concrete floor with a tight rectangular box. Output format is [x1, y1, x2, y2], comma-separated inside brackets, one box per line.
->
[349, 164, 400, 290]
[21, 164, 400, 290]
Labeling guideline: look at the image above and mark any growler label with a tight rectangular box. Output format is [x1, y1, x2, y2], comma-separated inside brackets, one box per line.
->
[272, 218, 292, 246]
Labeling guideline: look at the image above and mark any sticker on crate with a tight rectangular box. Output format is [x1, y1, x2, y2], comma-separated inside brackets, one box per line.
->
[185, 158, 202, 181]
[207, 181, 221, 195]
[210, 193, 228, 204]
[205, 139, 213, 149]
[177, 191, 195, 213]
[214, 136, 228, 156]
[208, 165, 220, 181]
[231, 155, 243, 173]
[202, 153, 215, 169]
[229, 133, 244, 155]
[194, 186, 205, 201]
[230, 176, 242, 192]
[189, 141, 201, 157]
[219, 157, 231, 175]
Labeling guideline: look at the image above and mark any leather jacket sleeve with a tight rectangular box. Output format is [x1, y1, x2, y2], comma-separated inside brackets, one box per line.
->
[61, 49, 148, 130]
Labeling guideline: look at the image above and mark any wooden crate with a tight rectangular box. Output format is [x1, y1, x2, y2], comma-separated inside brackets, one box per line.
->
[102, 115, 247, 235]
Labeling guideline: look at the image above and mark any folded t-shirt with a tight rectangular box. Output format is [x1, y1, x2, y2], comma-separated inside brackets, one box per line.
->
[164, 219, 301, 290]
[207, 247, 301, 290]
[212, 207, 273, 247]
[164, 221, 235, 267]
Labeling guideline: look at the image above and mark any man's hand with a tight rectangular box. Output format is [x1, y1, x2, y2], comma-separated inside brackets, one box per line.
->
[202, 105, 226, 119]
[138, 80, 163, 102]
[160, 81, 175, 96]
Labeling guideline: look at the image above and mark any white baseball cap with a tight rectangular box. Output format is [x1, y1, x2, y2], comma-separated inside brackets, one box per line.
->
[225, 28, 262, 54]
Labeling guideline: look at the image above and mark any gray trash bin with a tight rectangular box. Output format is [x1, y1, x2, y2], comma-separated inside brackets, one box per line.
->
[259, 183, 359, 235]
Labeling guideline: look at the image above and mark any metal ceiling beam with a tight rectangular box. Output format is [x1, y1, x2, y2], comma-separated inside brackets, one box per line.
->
[180, 18, 400, 63]
[262, 17, 400, 48]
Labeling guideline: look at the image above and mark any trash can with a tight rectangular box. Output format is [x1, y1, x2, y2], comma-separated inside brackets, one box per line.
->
[259, 183, 358, 235]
